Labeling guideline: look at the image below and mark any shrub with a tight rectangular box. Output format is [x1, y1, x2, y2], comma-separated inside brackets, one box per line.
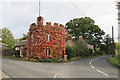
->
[82, 48, 90, 56]
[66, 46, 77, 60]
[78, 48, 84, 57]
[95, 51, 104, 55]
[23, 52, 26, 57]
[89, 49, 93, 55]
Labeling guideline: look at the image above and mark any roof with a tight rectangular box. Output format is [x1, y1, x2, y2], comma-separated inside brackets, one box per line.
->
[66, 40, 77, 47]
[16, 40, 27, 47]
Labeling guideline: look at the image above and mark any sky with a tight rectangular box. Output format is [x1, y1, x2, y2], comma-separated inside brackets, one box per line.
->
[0, 0, 119, 42]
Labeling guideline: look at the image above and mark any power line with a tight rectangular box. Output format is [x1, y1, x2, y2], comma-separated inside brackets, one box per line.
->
[69, 0, 86, 16]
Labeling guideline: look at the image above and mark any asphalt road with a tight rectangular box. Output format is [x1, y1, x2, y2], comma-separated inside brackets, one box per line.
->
[2, 56, 119, 78]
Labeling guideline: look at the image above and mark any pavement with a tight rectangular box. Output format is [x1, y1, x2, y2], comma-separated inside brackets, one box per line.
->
[2, 55, 119, 78]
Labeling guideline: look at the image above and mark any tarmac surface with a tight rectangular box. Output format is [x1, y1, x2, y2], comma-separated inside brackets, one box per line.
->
[2, 56, 119, 78]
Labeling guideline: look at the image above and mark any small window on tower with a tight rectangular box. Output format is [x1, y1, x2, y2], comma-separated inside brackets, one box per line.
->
[46, 49, 50, 56]
[31, 34, 33, 39]
[47, 34, 50, 41]
[31, 34, 33, 41]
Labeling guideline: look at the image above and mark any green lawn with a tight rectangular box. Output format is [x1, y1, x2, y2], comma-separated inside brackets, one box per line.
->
[108, 55, 120, 68]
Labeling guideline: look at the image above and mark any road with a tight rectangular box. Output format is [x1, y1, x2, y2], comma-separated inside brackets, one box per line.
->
[2, 56, 119, 78]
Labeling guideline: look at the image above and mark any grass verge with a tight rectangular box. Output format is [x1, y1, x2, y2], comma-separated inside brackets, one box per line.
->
[108, 56, 120, 68]
[69, 57, 82, 61]
[3, 56, 24, 61]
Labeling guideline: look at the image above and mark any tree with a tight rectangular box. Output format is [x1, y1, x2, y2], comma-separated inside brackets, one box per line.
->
[65, 17, 105, 49]
[20, 33, 28, 40]
[100, 34, 114, 54]
[0, 27, 15, 49]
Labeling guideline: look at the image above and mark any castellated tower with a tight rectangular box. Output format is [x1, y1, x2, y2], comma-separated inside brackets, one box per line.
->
[27, 16, 66, 59]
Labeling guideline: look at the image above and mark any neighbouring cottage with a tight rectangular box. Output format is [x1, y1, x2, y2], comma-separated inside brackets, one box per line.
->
[15, 40, 27, 57]
[66, 35, 94, 52]
[27, 16, 66, 59]
[0, 43, 8, 56]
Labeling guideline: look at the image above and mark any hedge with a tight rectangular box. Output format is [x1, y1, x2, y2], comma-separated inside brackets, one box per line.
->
[66, 46, 93, 60]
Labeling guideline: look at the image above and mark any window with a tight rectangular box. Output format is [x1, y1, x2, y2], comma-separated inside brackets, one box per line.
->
[31, 34, 33, 41]
[46, 49, 50, 56]
[47, 34, 50, 41]
[31, 34, 33, 39]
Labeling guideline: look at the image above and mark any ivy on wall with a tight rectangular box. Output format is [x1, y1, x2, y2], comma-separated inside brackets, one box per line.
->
[26, 16, 66, 59]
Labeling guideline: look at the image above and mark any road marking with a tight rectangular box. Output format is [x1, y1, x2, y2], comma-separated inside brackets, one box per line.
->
[90, 60, 94, 69]
[90, 64, 95, 69]
[54, 73, 58, 78]
[96, 69, 108, 77]
[89, 58, 109, 77]
[90, 61, 92, 65]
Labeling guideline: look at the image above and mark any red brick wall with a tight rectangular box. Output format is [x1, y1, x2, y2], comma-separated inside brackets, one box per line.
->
[27, 16, 66, 59]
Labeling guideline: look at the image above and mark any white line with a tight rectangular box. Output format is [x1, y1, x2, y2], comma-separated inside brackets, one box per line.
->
[54, 73, 58, 78]
[90, 61, 92, 65]
[89, 58, 109, 77]
[90, 64, 95, 69]
[96, 69, 108, 77]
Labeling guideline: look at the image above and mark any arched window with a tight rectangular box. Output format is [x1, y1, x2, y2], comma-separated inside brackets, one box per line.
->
[47, 34, 50, 41]
[46, 49, 50, 55]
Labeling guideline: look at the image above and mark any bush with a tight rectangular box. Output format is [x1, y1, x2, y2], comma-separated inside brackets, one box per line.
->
[66, 46, 77, 60]
[66, 46, 92, 59]
[23, 52, 26, 57]
[95, 51, 104, 55]
[89, 49, 93, 55]
[82, 48, 90, 56]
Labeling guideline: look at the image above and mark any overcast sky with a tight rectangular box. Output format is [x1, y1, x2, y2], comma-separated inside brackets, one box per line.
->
[0, 0, 119, 42]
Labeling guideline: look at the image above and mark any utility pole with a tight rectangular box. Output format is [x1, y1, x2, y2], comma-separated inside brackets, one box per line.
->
[39, 0, 40, 16]
[112, 26, 115, 57]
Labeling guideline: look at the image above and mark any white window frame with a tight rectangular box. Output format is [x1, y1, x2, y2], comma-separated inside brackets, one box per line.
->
[47, 34, 50, 41]
[46, 49, 50, 56]
[31, 34, 33, 39]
